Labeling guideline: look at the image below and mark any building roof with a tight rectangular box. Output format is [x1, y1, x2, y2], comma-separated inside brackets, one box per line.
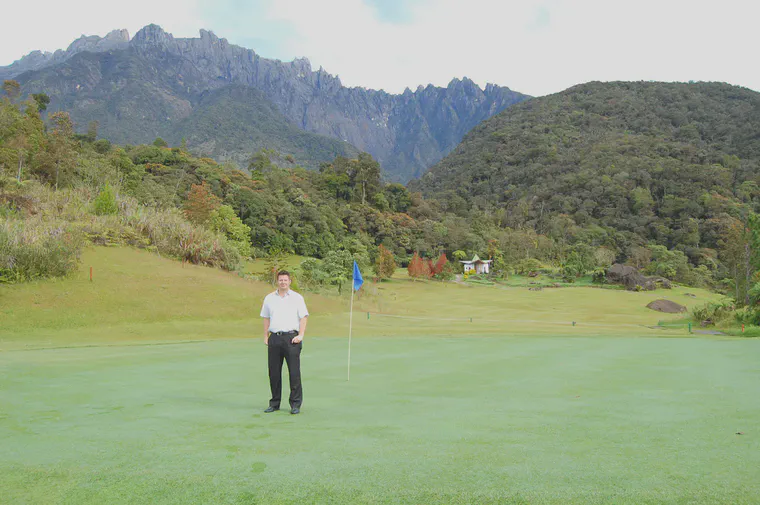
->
[460, 255, 492, 265]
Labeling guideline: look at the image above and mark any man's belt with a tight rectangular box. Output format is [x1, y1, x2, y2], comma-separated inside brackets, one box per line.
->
[270, 330, 298, 336]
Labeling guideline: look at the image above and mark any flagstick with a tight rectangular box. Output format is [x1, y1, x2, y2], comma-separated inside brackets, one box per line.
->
[348, 285, 354, 381]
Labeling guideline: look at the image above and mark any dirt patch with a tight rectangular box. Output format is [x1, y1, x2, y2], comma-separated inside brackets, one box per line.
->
[646, 299, 687, 313]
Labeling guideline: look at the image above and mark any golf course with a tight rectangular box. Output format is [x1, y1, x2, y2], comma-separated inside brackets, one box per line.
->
[1, 246, 758, 504]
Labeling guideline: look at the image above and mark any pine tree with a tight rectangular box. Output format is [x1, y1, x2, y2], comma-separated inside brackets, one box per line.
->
[374, 244, 396, 280]
[407, 252, 428, 280]
[432, 253, 448, 276]
[183, 182, 221, 224]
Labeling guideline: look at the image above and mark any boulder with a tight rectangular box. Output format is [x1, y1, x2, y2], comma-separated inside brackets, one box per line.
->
[607, 264, 672, 291]
[607, 264, 654, 291]
[646, 299, 687, 313]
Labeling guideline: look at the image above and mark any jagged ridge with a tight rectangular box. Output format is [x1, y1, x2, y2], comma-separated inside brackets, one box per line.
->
[4, 25, 530, 181]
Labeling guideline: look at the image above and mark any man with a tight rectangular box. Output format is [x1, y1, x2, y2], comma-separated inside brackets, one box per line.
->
[260, 270, 309, 415]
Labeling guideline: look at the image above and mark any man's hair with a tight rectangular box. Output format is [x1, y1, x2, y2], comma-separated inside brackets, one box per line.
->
[276, 270, 291, 279]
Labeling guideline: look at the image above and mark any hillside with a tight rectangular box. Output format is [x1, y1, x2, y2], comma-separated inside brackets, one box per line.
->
[6, 25, 530, 181]
[0, 246, 719, 351]
[412, 81, 760, 254]
[169, 85, 359, 168]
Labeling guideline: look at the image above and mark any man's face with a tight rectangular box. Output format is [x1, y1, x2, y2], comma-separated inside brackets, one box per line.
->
[277, 274, 291, 291]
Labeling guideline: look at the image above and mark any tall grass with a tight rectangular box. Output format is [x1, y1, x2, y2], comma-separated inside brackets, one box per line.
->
[0, 181, 241, 282]
[0, 219, 83, 282]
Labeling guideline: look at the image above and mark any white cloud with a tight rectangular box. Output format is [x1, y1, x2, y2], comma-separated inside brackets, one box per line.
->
[266, 0, 760, 96]
[1, 0, 758, 97]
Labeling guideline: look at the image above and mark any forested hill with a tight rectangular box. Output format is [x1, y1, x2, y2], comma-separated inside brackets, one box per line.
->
[6, 25, 529, 181]
[412, 81, 760, 250]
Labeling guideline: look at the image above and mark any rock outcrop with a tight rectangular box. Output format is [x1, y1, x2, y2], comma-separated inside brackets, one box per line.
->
[646, 300, 686, 313]
[0, 29, 129, 81]
[607, 264, 672, 291]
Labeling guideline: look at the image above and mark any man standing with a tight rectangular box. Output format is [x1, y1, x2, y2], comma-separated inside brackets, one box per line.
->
[260, 270, 309, 414]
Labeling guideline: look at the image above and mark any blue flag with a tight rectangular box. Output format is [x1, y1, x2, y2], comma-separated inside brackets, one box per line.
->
[353, 261, 364, 291]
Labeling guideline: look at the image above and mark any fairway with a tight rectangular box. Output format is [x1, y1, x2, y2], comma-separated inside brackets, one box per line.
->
[2, 247, 759, 504]
[2, 337, 759, 504]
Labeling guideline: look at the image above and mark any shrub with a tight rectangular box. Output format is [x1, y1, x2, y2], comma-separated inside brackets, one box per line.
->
[734, 307, 760, 326]
[374, 244, 396, 280]
[515, 258, 543, 275]
[299, 258, 327, 288]
[592, 267, 607, 284]
[122, 205, 241, 271]
[0, 219, 83, 282]
[93, 183, 118, 216]
[209, 204, 252, 259]
[691, 301, 735, 325]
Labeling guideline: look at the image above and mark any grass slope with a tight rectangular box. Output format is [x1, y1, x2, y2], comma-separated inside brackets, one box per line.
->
[1, 247, 722, 350]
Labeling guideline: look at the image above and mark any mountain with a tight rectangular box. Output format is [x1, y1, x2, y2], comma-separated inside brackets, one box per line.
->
[411, 81, 760, 252]
[3, 25, 529, 181]
[169, 85, 360, 167]
[0, 29, 130, 81]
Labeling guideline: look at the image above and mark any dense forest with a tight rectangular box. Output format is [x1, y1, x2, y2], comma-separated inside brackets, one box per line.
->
[4, 79, 760, 308]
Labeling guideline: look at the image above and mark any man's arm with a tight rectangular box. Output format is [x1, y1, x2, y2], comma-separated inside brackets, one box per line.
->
[263, 318, 270, 345]
[293, 316, 308, 344]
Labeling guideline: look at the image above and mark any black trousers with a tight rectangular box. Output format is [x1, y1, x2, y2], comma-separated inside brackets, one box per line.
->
[267, 332, 302, 409]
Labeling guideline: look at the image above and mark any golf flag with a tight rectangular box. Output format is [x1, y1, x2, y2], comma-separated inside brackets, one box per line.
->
[353, 260, 364, 292]
[348, 260, 363, 381]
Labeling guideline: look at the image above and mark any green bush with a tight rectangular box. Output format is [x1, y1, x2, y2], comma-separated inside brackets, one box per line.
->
[93, 184, 118, 216]
[515, 258, 543, 275]
[733, 307, 760, 326]
[690, 301, 735, 325]
[0, 219, 83, 283]
[209, 204, 252, 259]
[122, 205, 241, 271]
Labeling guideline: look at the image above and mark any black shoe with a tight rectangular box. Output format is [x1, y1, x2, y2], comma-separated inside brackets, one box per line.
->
[264, 406, 279, 413]
[290, 407, 300, 415]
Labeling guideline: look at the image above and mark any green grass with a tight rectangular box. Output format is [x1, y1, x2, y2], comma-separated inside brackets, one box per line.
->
[2, 337, 759, 504]
[1, 247, 757, 503]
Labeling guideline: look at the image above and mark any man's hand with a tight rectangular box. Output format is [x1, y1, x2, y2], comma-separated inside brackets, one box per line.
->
[291, 335, 303, 344]
[264, 335, 269, 345]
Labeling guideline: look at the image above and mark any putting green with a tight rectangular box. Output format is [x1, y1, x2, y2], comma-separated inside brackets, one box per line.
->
[2, 336, 759, 504]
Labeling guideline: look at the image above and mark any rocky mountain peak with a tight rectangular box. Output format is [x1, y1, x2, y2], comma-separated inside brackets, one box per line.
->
[6, 24, 530, 181]
[132, 24, 174, 46]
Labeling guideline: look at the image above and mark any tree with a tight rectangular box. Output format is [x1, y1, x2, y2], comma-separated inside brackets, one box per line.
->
[354, 153, 381, 205]
[384, 183, 412, 213]
[93, 183, 118, 215]
[594, 247, 616, 269]
[629, 246, 651, 269]
[209, 204, 253, 258]
[44, 111, 77, 188]
[487, 239, 506, 277]
[2, 80, 20, 101]
[264, 248, 288, 286]
[183, 182, 221, 224]
[323, 249, 353, 293]
[86, 121, 99, 142]
[31, 93, 50, 112]
[407, 252, 430, 280]
[431, 253, 454, 281]
[248, 149, 277, 173]
[374, 244, 396, 280]
[153, 137, 168, 148]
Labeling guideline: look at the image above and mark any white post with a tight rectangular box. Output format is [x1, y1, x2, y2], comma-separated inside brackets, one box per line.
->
[348, 286, 355, 381]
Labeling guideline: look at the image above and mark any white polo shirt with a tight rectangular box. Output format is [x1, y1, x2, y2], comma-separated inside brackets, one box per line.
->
[260, 290, 309, 332]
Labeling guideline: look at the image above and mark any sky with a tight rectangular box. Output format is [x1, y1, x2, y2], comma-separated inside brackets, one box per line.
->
[1, 0, 758, 97]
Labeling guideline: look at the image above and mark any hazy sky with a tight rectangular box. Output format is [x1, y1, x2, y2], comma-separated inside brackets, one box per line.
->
[2, 0, 757, 97]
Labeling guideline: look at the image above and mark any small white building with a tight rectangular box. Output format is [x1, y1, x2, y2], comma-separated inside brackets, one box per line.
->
[461, 255, 492, 274]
